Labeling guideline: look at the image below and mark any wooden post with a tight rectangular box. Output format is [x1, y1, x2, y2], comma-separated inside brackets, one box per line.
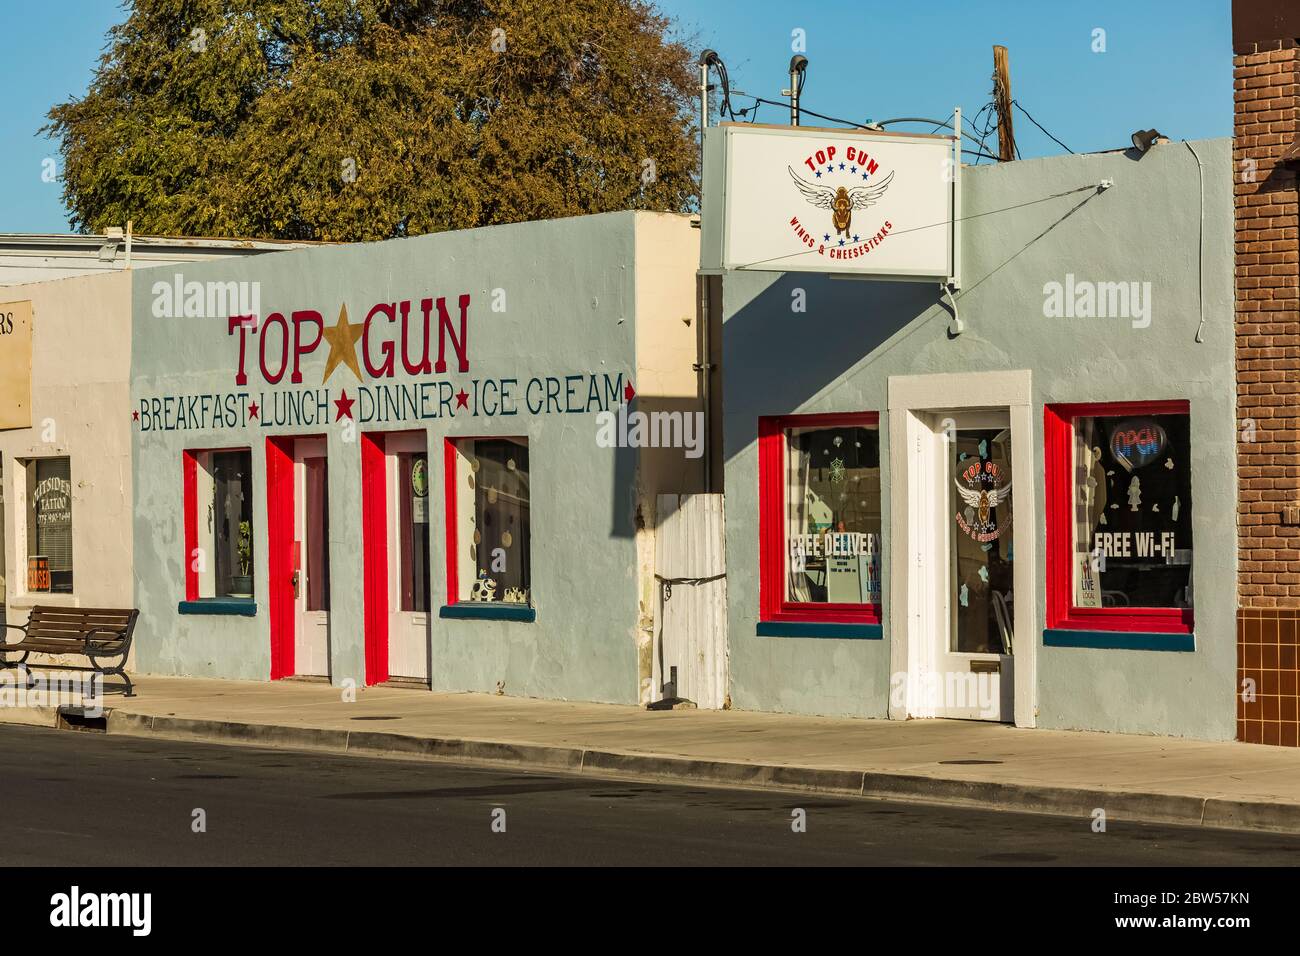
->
[993, 45, 1015, 162]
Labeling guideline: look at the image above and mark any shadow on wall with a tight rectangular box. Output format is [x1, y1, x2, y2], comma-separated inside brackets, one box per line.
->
[718, 174, 1114, 464]
[608, 394, 709, 539]
[721, 272, 937, 459]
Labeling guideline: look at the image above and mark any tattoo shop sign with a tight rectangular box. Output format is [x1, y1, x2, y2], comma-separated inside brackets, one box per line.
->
[135, 290, 631, 432]
[701, 123, 959, 280]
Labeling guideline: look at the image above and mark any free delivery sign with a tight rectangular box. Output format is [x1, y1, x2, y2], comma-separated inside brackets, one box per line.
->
[702, 123, 959, 281]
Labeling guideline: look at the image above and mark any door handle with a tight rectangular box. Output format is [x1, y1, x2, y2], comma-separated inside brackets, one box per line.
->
[291, 570, 300, 598]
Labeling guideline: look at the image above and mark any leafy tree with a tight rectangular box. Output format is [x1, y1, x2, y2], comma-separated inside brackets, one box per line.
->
[46, 0, 699, 240]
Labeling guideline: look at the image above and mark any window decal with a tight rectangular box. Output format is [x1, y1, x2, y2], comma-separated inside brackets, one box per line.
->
[1046, 401, 1193, 634]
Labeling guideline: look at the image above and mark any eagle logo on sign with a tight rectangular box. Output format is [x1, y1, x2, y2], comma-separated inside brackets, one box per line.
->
[954, 478, 1012, 533]
[788, 166, 895, 237]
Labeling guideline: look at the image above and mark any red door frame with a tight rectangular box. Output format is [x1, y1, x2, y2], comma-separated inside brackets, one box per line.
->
[443, 437, 459, 605]
[265, 436, 297, 679]
[361, 431, 390, 685]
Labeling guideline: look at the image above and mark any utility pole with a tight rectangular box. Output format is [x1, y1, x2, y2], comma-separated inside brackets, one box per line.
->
[993, 45, 1016, 162]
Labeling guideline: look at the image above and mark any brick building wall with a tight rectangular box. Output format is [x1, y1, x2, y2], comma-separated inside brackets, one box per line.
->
[1234, 1, 1300, 746]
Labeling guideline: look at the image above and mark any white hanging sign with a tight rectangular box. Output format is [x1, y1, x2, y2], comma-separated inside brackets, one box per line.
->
[702, 123, 959, 282]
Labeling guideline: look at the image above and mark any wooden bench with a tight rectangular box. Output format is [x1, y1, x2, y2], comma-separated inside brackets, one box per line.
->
[1, 606, 139, 697]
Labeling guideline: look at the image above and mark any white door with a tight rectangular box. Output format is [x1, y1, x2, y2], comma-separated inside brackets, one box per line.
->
[386, 433, 431, 682]
[652, 493, 727, 708]
[293, 438, 330, 677]
[926, 410, 1015, 721]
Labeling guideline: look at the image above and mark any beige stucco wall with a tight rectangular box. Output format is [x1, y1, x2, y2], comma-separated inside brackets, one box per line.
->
[633, 215, 703, 394]
[0, 271, 133, 664]
[633, 213, 705, 496]
[631, 213, 705, 701]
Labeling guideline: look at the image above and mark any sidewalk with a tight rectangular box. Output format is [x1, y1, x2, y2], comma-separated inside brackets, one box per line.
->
[5, 675, 1300, 834]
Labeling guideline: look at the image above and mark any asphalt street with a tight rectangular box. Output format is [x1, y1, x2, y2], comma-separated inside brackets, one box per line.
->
[3, 723, 1299, 866]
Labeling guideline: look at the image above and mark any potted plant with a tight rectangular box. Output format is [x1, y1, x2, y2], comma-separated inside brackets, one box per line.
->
[230, 520, 253, 597]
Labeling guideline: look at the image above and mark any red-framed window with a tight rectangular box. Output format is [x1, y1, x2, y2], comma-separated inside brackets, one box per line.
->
[759, 412, 882, 624]
[443, 436, 532, 606]
[1045, 401, 1193, 634]
[182, 447, 255, 602]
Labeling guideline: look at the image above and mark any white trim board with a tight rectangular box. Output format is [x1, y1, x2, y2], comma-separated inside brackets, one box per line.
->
[886, 369, 1037, 728]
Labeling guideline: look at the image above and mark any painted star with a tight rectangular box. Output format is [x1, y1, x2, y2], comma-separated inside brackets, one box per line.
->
[624, 380, 636, 402]
[838, 238, 846, 246]
[455, 388, 469, 409]
[334, 389, 355, 420]
[823, 233, 831, 242]
[814, 170, 822, 178]
[249, 401, 259, 420]
[838, 162, 845, 170]
[321, 303, 364, 383]
[826, 164, 835, 173]
[850, 166, 858, 173]
[131, 410, 139, 422]
[852, 234, 860, 243]
[861, 172, 870, 180]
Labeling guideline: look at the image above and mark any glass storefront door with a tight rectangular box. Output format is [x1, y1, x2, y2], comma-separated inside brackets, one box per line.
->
[931, 410, 1015, 721]
[949, 424, 1014, 657]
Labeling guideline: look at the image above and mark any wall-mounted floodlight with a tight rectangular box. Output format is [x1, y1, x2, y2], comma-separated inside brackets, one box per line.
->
[1131, 129, 1166, 154]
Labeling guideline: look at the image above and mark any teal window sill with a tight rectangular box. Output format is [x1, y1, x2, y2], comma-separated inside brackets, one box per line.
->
[757, 621, 882, 639]
[178, 599, 257, 617]
[1043, 629, 1194, 651]
[440, 603, 536, 623]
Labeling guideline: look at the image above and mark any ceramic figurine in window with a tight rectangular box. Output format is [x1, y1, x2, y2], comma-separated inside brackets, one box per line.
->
[503, 587, 528, 604]
[230, 520, 253, 598]
[806, 489, 833, 535]
[470, 570, 498, 602]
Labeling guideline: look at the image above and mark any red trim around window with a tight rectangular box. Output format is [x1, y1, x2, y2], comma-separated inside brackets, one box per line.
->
[759, 411, 882, 624]
[1045, 400, 1193, 634]
[182, 447, 253, 604]
[182, 450, 199, 601]
[443, 437, 460, 605]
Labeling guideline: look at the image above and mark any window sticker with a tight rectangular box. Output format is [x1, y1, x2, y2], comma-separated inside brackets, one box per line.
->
[1071, 413, 1192, 610]
[784, 424, 881, 606]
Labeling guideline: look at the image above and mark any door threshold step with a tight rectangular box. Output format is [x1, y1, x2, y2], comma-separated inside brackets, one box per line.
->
[377, 677, 430, 690]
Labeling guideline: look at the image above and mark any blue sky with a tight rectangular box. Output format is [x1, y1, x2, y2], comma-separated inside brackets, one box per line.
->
[1, 0, 1231, 234]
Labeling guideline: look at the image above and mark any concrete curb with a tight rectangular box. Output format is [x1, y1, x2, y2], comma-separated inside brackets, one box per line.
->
[83, 708, 1300, 835]
[113, 713, 351, 754]
[581, 749, 867, 795]
[859, 772, 1209, 828]
[0, 706, 59, 728]
[1202, 797, 1300, 833]
[347, 730, 585, 771]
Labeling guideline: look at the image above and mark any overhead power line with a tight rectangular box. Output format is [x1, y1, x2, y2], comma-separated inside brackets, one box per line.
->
[718, 80, 1075, 163]
[1012, 100, 1075, 154]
